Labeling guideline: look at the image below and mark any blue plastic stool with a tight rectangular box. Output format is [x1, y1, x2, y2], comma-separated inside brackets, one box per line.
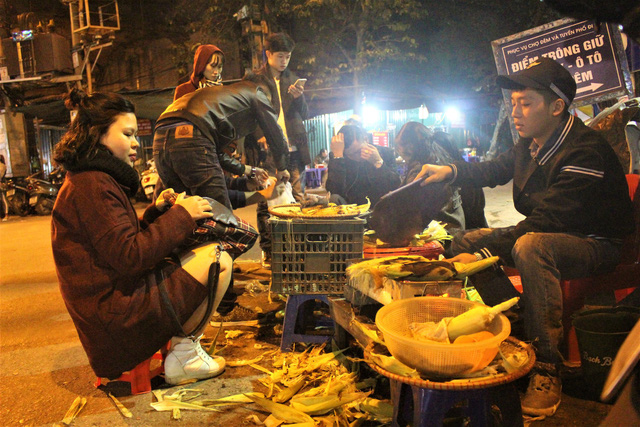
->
[304, 168, 322, 189]
[280, 294, 334, 351]
[390, 379, 524, 427]
[365, 337, 534, 427]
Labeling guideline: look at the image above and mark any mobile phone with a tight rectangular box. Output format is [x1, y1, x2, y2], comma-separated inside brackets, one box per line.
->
[294, 78, 307, 88]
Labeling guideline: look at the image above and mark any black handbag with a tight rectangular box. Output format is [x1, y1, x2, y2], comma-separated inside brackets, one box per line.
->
[166, 195, 258, 257]
[187, 197, 258, 257]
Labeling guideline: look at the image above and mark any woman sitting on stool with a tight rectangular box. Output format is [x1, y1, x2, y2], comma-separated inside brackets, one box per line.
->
[51, 88, 232, 385]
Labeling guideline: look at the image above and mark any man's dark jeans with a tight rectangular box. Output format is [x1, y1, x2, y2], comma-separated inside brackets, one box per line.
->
[451, 227, 621, 364]
[153, 122, 237, 312]
[153, 123, 232, 210]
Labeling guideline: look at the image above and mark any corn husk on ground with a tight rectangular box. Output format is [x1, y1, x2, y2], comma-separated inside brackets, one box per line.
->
[239, 343, 392, 425]
[346, 255, 500, 289]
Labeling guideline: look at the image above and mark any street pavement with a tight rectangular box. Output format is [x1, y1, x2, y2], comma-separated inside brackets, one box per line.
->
[0, 182, 613, 426]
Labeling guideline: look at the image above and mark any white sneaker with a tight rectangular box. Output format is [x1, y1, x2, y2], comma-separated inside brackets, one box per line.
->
[164, 335, 225, 385]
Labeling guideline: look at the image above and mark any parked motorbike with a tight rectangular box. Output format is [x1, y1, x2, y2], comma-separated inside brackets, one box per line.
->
[6, 172, 60, 216]
[48, 166, 66, 187]
[0, 178, 9, 219]
[140, 160, 159, 201]
[6, 178, 30, 217]
[26, 172, 60, 215]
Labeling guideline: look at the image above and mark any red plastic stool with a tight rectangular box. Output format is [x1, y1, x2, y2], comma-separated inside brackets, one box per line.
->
[95, 341, 170, 395]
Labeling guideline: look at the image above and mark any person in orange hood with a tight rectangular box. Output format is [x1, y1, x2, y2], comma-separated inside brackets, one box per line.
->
[174, 45, 225, 101]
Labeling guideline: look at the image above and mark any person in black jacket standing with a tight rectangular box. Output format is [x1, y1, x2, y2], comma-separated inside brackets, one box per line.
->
[153, 80, 289, 210]
[415, 58, 634, 418]
[153, 80, 289, 321]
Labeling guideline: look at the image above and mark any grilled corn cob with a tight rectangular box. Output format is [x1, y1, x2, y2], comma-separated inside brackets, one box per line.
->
[447, 297, 519, 341]
[347, 256, 457, 288]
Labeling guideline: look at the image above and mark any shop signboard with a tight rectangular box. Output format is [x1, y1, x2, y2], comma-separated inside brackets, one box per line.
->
[137, 119, 152, 136]
[372, 131, 389, 147]
[492, 18, 632, 107]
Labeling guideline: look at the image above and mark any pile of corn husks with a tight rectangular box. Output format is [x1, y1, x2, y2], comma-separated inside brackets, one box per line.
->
[149, 343, 393, 425]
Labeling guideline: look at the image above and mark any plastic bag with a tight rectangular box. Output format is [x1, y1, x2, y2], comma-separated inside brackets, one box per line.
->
[267, 181, 296, 207]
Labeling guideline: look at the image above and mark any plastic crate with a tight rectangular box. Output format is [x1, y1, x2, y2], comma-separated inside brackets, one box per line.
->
[270, 217, 365, 294]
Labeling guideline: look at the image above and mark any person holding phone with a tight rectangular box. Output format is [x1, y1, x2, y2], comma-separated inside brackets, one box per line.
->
[244, 32, 310, 267]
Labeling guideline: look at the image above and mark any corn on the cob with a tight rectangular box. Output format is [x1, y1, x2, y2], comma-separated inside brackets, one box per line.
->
[446, 297, 519, 341]
[245, 394, 314, 424]
[347, 256, 457, 289]
[453, 256, 500, 278]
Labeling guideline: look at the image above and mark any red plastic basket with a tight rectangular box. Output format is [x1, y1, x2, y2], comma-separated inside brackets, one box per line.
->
[364, 240, 444, 259]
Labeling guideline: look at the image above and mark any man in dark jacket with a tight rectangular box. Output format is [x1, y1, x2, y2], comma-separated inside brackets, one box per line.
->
[153, 80, 289, 210]
[153, 80, 289, 321]
[244, 33, 310, 190]
[243, 33, 310, 267]
[416, 58, 634, 417]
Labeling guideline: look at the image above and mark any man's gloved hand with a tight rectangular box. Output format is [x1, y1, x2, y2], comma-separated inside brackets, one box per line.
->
[257, 177, 278, 200]
[276, 169, 290, 183]
[244, 165, 269, 181]
[155, 188, 176, 212]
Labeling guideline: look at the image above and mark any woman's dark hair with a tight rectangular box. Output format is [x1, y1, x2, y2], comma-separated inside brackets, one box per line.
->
[207, 51, 224, 67]
[54, 88, 135, 166]
[432, 131, 462, 161]
[337, 124, 368, 149]
[395, 121, 438, 163]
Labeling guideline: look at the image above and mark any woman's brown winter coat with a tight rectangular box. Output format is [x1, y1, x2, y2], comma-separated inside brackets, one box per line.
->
[52, 170, 207, 379]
